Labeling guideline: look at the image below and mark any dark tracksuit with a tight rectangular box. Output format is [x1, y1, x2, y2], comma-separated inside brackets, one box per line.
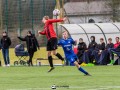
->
[92, 42, 105, 64]
[83, 37, 97, 63]
[1, 36, 11, 65]
[77, 42, 87, 64]
[98, 43, 114, 65]
[18, 35, 39, 66]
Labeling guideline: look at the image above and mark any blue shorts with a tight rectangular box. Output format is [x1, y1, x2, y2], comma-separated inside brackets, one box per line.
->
[66, 55, 78, 64]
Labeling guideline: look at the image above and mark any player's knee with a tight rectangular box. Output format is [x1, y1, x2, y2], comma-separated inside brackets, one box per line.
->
[48, 51, 52, 56]
[74, 61, 80, 68]
[53, 51, 57, 55]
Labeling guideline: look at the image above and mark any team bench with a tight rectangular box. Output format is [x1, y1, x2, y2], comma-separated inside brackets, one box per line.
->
[36, 58, 63, 66]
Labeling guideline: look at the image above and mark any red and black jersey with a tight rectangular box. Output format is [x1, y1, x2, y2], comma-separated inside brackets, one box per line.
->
[39, 19, 63, 40]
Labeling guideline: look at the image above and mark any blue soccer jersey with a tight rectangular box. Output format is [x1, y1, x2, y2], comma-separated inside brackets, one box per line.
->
[58, 38, 77, 63]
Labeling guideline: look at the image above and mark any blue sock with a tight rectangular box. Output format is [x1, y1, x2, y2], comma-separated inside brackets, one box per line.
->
[79, 67, 88, 75]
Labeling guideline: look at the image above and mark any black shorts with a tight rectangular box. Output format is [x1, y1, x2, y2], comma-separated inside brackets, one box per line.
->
[47, 38, 58, 51]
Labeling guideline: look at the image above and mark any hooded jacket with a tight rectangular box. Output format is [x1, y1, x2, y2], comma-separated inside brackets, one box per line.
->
[88, 36, 97, 50]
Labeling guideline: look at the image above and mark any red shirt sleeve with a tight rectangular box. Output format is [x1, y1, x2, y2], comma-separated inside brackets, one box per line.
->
[48, 19, 63, 23]
[39, 30, 46, 35]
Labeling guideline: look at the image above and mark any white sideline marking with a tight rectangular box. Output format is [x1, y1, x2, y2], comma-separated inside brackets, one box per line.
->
[7, 86, 120, 90]
[7, 88, 50, 90]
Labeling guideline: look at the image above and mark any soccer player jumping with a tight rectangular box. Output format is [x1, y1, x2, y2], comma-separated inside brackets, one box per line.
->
[58, 31, 91, 76]
[38, 16, 66, 72]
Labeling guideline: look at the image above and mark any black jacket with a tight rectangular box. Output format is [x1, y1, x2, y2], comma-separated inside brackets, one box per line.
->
[95, 42, 105, 51]
[77, 42, 87, 52]
[77, 42, 87, 57]
[1, 36, 11, 49]
[106, 43, 114, 49]
[88, 41, 97, 50]
[18, 35, 39, 53]
[88, 36, 97, 50]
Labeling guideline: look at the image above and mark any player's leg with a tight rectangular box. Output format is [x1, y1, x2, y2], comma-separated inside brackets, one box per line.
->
[74, 61, 90, 75]
[48, 51, 53, 67]
[47, 39, 55, 72]
[68, 56, 90, 75]
[53, 50, 65, 66]
[47, 51, 55, 72]
[51, 38, 64, 64]
[53, 50, 64, 61]
[74, 61, 91, 76]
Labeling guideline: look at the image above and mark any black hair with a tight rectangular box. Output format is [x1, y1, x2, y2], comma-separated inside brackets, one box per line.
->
[79, 38, 83, 41]
[27, 31, 32, 34]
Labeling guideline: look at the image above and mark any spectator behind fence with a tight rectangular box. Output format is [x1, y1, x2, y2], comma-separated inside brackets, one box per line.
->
[1, 31, 11, 67]
[18, 31, 40, 66]
[77, 38, 87, 64]
[82, 36, 97, 64]
[108, 37, 120, 65]
[98, 38, 114, 65]
[92, 38, 105, 64]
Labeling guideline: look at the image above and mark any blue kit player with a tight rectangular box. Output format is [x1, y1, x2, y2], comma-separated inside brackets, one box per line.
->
[58, 31, 91, 76]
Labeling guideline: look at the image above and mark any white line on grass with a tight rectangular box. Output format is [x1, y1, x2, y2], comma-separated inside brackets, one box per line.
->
[7, 88, 50, 90]
[7, 86, 120, 90]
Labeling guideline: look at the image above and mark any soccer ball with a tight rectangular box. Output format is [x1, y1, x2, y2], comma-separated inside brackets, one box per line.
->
[53, 9, 60, 16]
[51, 84, 56, 89]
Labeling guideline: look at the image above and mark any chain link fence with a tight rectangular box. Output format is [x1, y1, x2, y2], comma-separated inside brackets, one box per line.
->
[0, 0, 57, 47]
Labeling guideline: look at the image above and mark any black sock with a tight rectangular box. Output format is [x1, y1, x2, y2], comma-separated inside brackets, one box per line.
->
[56, 53, 64, 61]
[48, 56, 53, 67]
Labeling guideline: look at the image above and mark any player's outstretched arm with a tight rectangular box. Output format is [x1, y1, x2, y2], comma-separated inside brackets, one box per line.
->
[48, 17, 67, 23]
[17, 36, 26, 41]
[38, 30, 46, 35]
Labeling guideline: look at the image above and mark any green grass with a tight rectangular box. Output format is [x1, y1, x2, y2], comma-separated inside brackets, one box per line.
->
[0, 66, 120, 90]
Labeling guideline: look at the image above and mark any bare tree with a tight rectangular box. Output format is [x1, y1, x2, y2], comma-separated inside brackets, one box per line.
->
[106, 0, 120, 22]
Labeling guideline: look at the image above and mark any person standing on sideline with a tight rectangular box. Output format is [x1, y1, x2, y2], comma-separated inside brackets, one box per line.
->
[1, 31, 11, 67]
[18, 31, 40, 66]
[38, 16, 66, 72]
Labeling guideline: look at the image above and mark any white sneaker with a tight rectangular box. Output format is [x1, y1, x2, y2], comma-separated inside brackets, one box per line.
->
[7, 64, 10, 67]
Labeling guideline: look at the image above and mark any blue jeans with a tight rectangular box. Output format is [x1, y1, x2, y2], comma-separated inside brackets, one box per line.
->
[2, 48, 10, 65]
[83, 49, 94, 63]
[92, 50, 100, 63]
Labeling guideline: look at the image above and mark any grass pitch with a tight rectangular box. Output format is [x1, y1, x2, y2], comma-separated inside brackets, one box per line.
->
[0, 66, 120, 90]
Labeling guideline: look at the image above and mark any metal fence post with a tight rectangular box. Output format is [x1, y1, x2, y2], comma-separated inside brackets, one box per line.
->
[30, 0, 34, 34]
[18, 0, 22, 37]
[5, 0, 8, 33]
